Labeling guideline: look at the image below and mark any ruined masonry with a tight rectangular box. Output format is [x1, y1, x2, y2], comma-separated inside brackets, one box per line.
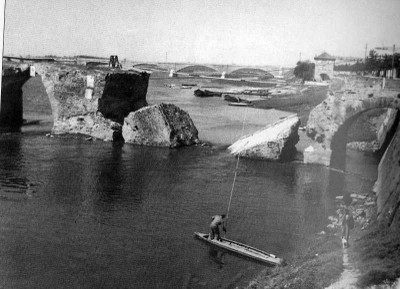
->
[1, 62, 199, 146]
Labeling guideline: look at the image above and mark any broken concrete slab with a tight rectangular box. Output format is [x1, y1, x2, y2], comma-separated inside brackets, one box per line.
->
[228, 115, 301, 161]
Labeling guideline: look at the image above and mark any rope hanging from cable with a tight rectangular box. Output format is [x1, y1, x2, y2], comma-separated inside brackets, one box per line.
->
[226, 107, 248, 223]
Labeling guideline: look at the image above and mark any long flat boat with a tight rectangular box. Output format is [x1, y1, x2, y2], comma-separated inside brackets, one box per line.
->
[194, 232, 284, 266]
[228, 102, 253, 107]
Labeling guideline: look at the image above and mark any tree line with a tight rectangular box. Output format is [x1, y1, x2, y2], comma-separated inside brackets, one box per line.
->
[334, 50, 399, 77]
[294, 50, 400, 81]
[293, 61, 315, 81]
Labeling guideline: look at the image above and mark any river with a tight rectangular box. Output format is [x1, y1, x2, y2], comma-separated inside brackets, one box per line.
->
[0, 78, 379, 288]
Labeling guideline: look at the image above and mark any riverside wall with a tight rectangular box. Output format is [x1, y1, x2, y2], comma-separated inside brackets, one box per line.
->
[374, 120, 400, 228]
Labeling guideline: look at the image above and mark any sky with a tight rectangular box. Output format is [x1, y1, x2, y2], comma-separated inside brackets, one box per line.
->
[2, 0, 400, 66]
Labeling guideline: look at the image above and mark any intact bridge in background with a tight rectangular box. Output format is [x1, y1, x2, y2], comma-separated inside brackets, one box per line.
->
[132, 62, 293, 77]
[2, 56, 293, 78]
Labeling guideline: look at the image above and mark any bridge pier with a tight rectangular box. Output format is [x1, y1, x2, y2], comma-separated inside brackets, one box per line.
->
[1, 61, 151, 141]
[0, 67, 31, 132]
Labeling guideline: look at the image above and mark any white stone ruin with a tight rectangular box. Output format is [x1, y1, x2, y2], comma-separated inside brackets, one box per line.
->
[29, 66, 36, 77]
[85, 75, 95, 100]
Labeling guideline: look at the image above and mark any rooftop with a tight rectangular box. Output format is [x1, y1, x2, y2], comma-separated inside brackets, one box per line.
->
[314, 52, 336, 61]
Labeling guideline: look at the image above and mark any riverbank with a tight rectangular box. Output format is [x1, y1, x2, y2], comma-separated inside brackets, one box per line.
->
[247, 226, 343, 288]
[246, 77, 400, 289]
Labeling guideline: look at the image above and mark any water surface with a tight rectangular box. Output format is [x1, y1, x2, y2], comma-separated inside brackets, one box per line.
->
[0, 78, 379, 288]
[0, 126, 378, 288]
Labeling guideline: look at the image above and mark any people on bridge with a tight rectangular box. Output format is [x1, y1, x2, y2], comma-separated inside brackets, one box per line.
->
[209, 214, 227, 241]
[109, 55, 121, 68]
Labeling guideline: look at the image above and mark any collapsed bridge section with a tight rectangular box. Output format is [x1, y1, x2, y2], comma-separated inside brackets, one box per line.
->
[1, 61, 199, 147]
[1, 62, 150, 140]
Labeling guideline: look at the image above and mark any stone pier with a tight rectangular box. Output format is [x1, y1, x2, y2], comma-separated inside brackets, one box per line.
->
[1, 62, 150, 138]
[0, 66, 31, 131]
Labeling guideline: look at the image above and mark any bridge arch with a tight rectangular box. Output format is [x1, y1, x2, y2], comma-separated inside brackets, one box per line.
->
[329, 97, 400, 168]
[229, 68, 273, 76]
[176, 65, 217, 74]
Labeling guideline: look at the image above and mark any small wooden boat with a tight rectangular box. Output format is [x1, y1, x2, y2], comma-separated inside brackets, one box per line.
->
[194, 232, 284, 265]
[228, 102, 253, 107]
[223, 94, 242, 102]
[194, 89, 222, 97]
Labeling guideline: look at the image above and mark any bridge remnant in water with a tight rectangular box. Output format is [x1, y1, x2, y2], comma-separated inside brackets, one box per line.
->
[0, 66, 31, 131]
[0, 61, 149, 139]
[305, 79, 400, 168]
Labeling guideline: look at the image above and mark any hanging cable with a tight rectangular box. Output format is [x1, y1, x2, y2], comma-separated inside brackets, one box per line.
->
[226, 105, 249, 227]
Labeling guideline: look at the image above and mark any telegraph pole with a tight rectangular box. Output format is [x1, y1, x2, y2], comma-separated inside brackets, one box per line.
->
[364, 43, 368, 61]
[0, 0, 6, 114]
[392, 45, 395, 79]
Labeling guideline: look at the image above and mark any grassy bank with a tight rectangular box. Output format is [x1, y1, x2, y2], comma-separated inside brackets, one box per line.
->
[349, 222, 400, 288]
[247, 233, 343, 289]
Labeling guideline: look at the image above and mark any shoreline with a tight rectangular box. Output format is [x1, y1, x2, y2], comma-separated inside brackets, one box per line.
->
[246, 77, 400, 289]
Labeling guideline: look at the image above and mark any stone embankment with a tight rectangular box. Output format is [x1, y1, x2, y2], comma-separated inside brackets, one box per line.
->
[374, 121, 400, 227]
[1, 62, 199, 147]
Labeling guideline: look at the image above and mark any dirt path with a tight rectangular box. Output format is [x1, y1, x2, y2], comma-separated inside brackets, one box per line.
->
[325, 248, 360, 289]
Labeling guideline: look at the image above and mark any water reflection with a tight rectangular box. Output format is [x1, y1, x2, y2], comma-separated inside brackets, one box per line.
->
[0, 135, 33, 197]
[209, 247, 225, 268]
[0, 135, 23, 169]
[96, 142, 124, 205]
[327, 169, 345, 196]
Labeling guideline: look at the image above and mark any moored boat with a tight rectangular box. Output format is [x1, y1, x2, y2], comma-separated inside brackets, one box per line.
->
[194, 232, 284, 265]
[194, 89, 222, 97]
[228, 102, 253, 107]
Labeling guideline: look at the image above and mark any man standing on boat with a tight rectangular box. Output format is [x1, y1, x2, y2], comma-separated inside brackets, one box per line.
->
[209, 214, 227, 241]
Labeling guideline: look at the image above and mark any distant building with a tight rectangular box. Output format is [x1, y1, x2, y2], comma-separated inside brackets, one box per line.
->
[374, 46, 400, 56]
[314, 52, 336, 81]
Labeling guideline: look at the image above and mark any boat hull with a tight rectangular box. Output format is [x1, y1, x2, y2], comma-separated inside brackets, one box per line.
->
[194, 232, 283, 265]
[228, 102, 253, 107]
